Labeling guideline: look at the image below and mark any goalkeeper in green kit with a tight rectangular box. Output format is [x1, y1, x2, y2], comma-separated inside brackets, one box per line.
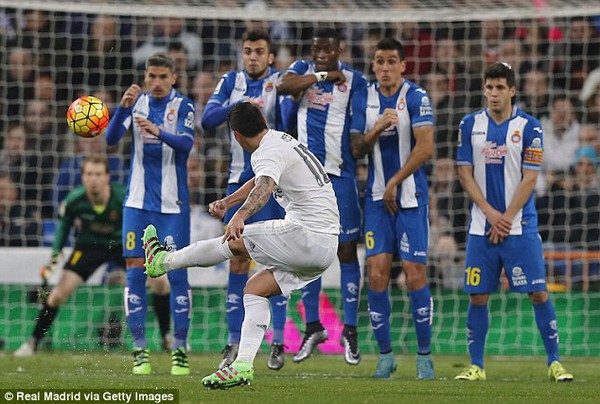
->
[15, 156, 128, 356]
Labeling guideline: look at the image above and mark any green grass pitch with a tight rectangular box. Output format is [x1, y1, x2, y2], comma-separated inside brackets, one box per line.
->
[1, 352, 598, 403]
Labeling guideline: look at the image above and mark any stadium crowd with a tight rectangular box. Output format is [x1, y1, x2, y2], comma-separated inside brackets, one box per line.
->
[0, 8, 598, 288]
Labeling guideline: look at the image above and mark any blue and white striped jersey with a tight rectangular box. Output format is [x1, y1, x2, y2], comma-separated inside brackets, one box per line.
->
[287, 60, 368, 178]
[204, 67, 281, 184]
[456, 106, 544, 236]
[122, 89, 195, 213]
[362, 80, 434, 207]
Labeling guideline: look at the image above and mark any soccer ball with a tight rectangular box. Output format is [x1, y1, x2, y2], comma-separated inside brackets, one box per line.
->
[66, 95, 109, 138]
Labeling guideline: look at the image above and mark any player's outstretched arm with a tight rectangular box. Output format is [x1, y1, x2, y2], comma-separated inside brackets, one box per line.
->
[223, 176, 275, 241]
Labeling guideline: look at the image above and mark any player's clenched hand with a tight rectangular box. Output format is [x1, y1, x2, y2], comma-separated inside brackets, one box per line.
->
[121, 84, 141, 108]
[208, 199, 228, 219]
[326, 70, 346, 84]
[134, 117, 160, 137]
[376, 108, 399, 132]
[223, 214, 245, 243]
[383, 182, 399, 215]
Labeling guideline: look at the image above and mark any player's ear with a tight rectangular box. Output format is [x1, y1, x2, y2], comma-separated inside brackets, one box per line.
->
[268, 52, 274, 66]
[400, 59, 407, 74]
[171, 72, 178, 86]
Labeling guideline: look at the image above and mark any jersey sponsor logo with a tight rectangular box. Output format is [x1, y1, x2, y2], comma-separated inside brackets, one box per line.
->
[413, 250, 427, 257]
[367, 103, 379, 109]
[184, 111, 194, 129]
[481, 141, 508, 164]
[472, 131, 486, 136]
[401, 232, 410, 253]
[397, 98, 406, 111]
[305, 88, 335, 111]
[511, 130, 521, 143]
[531, 278, 546, 285]
[511, 266, 527, 286]
[167, 108, 176, 122]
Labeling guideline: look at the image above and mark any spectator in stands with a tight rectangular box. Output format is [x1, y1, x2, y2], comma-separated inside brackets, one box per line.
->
[429, 234, 462, 290]
[71, 15, 133, 96]
[34, 73, 56, 102]
[426, 69, 465, 159]
[578, 125, 600, 153]
[579, 67, 600, 124]
[0, 173, 41, 247]
[514, 19, 551, 73]
[480, 19, 505, 67]
[429, 157, 468, 247]
[0, 123, 44, 204]
[430, 36, 481, 109]
[6, 47, 36, 119]
[187, 152, 224, 241]
[391, 22, 432, 78]
[518, 69, 551, 119]
[167, 42, 190, 95]
[134, 17, 202, 70]
[541, 96, 581, 175]
[561, 16, 600, 91]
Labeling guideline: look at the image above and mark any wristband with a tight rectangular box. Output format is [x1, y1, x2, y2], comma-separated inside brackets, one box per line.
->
[314, 71, 328, 82]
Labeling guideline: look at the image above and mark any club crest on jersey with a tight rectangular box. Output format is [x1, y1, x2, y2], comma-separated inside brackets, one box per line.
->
[397, 98, 406, 111]
[264, 82, 274, 92]
[306, 88, 335, 111]
[481, 141, 508, 164]
[337, 82, 348, 92]
[167, 109, 176, 122]
[511, 130, 521, 143]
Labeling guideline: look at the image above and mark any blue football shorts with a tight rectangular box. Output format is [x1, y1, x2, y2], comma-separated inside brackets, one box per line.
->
[464, 233, 547, 294]
[363, 199, 429, 264]
[123, 207, 190, 258]
[330, 175, 361, 243]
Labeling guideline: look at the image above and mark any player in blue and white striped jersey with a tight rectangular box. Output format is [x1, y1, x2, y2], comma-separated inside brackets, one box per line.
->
[201, 31, 288, 371]
[352, 38, 435, 379]
[455, 61, 573, 382]
[105, 53, 194, 376]
[278, 27, 368, 366]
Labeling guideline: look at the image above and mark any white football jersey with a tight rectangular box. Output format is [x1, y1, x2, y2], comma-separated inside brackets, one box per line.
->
[251, 130, 340, 236]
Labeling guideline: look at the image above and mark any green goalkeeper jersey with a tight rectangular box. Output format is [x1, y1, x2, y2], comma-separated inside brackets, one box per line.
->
[52, 183, 126, 256]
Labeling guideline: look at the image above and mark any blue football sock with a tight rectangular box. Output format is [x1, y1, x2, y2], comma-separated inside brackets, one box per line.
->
[301, 277, 321, 324]
[270, 295, 288, 344]
[168, 269, 190, 350]
[340, 262, 361, 327]
[533, 299, 560, 365]
[409, 286, 433, 354]
[227, 272, 248, 344]
[368, 289, 392, 354]
[126, 267, 147, 349]
[467, 303, 488, 369]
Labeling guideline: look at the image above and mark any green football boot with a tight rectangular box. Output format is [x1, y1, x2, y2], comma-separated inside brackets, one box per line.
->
[142, 225, 167, 278]
[171, 346, 190, 376]
[455, 364, 486, 381]
[132, 348, 152, 375]
[548, 361, 573, 382]
[202, 361, 254, 389]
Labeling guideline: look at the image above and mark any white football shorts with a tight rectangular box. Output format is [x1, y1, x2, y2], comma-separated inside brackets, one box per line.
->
[242, 219, 338, 297]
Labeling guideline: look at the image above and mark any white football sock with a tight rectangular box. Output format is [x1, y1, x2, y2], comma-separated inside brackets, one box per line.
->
[164, 237, 233, 271]
[235, 294, 270, 364]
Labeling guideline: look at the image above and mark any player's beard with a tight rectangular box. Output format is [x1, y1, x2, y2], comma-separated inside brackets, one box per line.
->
[247, 67, 268, 80]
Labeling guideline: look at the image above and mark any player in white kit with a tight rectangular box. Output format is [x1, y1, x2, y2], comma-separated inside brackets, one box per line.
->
[142, 102, 340, 389]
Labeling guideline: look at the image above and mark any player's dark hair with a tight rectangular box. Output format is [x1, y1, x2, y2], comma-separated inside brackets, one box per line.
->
[146, 52, 176, 72]
[242, 30, 272, 50]
[227, 102, 267, 138]
[484, 61, 516, 88]
[314, 27, 341, 45]
[374, 37, 405, 60]
[82, 155, 110, 174]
